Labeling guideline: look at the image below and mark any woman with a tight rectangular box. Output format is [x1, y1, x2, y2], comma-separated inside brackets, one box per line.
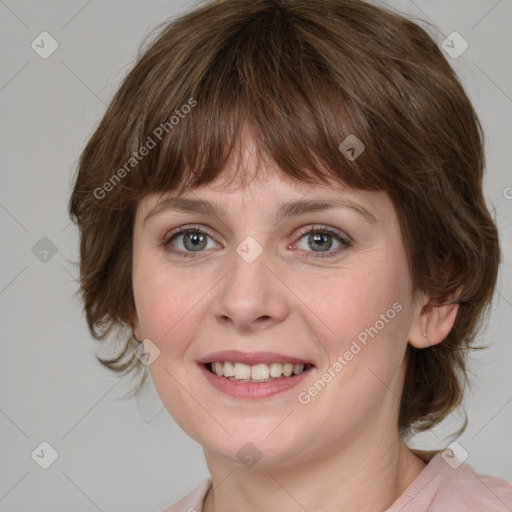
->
[69, 0, 512, 510]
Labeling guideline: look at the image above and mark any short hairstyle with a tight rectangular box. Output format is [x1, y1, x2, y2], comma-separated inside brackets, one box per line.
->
[68, 0, 500, 437]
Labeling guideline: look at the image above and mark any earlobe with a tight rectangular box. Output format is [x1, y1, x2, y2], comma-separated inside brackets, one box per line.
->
[409, 287, 463, 349]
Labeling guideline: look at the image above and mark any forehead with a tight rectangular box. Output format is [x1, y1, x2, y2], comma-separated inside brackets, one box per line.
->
[136, 172, 392, 236]
[139, 162, 337, 212]
[144, 137, 340, 202]
[136, 133, 390, 223]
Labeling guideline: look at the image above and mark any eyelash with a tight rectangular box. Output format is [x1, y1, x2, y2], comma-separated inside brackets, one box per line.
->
[162, 224, 352, 259]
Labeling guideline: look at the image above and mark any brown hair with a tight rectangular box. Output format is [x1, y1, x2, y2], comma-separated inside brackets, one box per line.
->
[68, 0, 500, 438]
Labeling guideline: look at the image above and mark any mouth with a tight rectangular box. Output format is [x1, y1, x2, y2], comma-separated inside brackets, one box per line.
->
[197, 351, 316, 399]
[204, 361, 315, 383]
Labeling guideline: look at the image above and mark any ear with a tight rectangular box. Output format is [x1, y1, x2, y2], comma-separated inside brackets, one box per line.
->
[408, 286, 463, 349]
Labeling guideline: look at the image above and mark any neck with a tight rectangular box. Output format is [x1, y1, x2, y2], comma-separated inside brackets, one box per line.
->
[202, 427, 426, 512]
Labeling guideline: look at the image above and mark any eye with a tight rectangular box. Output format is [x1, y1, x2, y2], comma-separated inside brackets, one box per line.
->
[162, 224, 352, 258]
[162, 225, 219, 256]
[291, 225, 352, 258]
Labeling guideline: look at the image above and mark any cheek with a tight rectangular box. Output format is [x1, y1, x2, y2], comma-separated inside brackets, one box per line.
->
[132, 262, 198, 350]
[296, 257, 412, 406]
[307, 264, 408, 344]
[132, 265, 209, 437]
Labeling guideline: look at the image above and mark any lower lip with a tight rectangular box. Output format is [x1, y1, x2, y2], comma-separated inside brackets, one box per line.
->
[198, 364, 314, 399]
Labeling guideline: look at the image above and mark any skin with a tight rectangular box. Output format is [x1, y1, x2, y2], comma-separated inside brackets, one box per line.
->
[131, 139, 460, 512]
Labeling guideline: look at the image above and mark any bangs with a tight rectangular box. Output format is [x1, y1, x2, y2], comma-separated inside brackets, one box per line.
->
[119, 2, 391, 203]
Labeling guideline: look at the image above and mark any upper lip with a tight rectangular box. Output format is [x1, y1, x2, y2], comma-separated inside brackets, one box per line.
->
[197, 350, 315, 366]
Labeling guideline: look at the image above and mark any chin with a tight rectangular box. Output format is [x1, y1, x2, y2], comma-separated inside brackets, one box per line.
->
[201, 427, 317, 469]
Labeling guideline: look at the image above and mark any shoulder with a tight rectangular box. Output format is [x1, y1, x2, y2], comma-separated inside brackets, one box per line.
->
[388, 452, 512, 511]
[437, 458, 512, 510]
[161, 477, 212, 512]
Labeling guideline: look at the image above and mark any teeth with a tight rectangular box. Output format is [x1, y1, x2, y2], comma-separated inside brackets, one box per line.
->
[233, 363, 251, 380]
[269, 362, 283, 378]
[282, 363, 293, 377]
[251, 364, 270, 380]
[213, 361, 224, 376]
[293, 364, 305, 375]
[223, 361, 235, 377]
[209, 361, 307, 381]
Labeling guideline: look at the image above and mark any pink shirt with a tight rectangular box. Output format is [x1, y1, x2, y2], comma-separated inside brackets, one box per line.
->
[162, 452, 512, 511]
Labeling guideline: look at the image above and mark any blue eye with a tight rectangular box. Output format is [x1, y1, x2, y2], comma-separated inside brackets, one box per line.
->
[162, 224, 352, 258]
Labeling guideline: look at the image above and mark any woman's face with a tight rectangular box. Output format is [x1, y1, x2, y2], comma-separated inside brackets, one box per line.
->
[131, 148, 423, 467]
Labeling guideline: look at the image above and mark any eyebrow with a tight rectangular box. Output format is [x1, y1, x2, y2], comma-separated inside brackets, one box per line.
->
[143, 196, 377, 225]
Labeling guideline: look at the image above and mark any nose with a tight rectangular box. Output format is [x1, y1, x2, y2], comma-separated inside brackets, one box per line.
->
[212, 241, 290, 332]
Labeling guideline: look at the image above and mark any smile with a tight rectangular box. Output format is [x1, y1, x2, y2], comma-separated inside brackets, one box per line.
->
[198, 356, 315, 399]
[206, 361, 313, 382]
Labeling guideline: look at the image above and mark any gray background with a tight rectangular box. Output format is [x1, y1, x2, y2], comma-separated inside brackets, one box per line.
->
[0, 1, 511, 511]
